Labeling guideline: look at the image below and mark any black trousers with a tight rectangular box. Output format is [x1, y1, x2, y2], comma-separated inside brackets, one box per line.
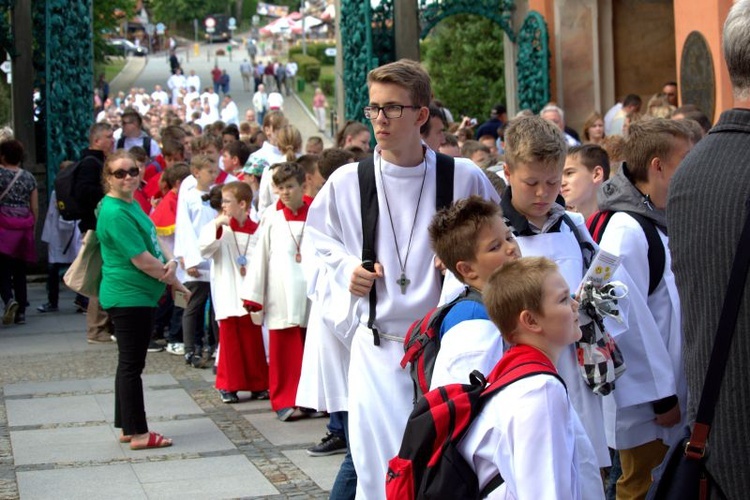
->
[182, 281, 216, 355]
[0, 254, 27, 314]
[108, 306, 155, 436]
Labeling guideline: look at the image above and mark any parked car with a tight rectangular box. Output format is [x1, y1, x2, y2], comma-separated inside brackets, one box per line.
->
[107, 38, 148, 57]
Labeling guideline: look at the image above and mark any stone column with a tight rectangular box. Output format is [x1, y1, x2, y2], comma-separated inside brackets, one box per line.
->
[394, 0, 420, 61]
[11, 0, 36, 166]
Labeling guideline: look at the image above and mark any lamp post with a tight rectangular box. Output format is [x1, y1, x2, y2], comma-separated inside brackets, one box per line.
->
[300, 0, 307, 55]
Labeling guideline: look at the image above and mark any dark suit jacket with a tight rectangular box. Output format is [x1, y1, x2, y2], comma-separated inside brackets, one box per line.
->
[75, 148, 106, 232]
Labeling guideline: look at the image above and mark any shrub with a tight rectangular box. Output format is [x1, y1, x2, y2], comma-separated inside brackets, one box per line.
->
[290, 53, 321, 83]
[319, 73, 335, 97]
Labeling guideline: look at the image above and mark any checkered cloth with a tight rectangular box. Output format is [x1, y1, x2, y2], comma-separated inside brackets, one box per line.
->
[575, 280, 628, 396]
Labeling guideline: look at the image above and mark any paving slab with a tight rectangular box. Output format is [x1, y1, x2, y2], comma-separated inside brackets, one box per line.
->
[6, 395, 107, 426]
[17, 464, 147, 500]
[94, 388, 203, 421]
[132, 455, 278, 499]
[244, 412, 329, 447]
[11, 425, 125, 465]
[283, 449, 345, 491]
[120, 418, 235, 458]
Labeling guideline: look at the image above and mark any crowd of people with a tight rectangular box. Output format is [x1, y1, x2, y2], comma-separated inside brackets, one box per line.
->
[3, 3, 750, 497]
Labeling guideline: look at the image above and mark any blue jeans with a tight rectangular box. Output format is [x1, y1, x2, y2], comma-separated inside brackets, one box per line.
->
[330, 411, 357, 500]
[328, 411, 346, 439]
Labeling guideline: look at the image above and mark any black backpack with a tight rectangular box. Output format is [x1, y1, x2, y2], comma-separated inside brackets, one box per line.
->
[401, 287, 483, 404]
[358, 152, 455, 345]
[54, 162, 86, 221]
[116, 135, 152, 154]
[386, 345, 564, 500]
[586, 210, 666, 295]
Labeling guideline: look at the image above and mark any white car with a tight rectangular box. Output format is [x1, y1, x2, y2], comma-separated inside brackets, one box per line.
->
[108, 39, 148, 57]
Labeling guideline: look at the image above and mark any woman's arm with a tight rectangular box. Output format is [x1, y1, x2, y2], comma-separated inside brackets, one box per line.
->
[30, 188, 38, 223]
[130, 251, 188, 295]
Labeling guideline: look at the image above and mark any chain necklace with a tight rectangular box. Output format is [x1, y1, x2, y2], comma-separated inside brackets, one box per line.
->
[379, 155, 427, 294]
[286, 218, 307, 263]
[230, 224, 252, 277]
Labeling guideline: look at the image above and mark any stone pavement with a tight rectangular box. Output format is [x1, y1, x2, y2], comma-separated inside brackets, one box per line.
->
[109, 42, 332, 147]
[0, 284, 344, 499]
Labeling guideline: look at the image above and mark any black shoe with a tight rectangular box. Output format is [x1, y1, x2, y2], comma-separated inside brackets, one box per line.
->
[184, 352, 195, 365]
[191, 352, 209, 369]
[147, 340, 164, 353]
[37, 302, 59, 313]
[306, 432, 347, 456]
[218, 390, 239, 404]
[250, 390, 269, 400]
[14, 312, 26, 325]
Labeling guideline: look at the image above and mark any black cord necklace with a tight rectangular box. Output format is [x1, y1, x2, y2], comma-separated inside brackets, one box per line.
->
[379, 155, 427, 294]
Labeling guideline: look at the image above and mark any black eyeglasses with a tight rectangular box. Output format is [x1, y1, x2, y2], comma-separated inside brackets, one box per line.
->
[363, 104, 421, 120]
[110, 167, 140, 179]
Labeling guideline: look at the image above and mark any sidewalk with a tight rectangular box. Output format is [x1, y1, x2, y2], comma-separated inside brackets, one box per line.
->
[0, 284, 342, 499]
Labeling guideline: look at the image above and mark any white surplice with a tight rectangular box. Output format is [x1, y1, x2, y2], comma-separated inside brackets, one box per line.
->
[306, 147, 499, 500]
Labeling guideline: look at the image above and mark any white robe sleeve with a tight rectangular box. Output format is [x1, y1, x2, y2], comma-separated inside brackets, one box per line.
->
[198, 220, 223, 260]
[241, 213, 272, 310]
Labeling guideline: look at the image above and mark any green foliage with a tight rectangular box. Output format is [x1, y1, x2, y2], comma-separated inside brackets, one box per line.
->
[422, 14, 506, 122]
[146, 0, 233, 23]
[290, 53, 320, 83]
[93, 0, 136, 64]
[319, 73, 334, 97]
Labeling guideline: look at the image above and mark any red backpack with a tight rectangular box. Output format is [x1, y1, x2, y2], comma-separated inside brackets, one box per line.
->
[386, 345, 565, 500]
[400, 287, 483, 404]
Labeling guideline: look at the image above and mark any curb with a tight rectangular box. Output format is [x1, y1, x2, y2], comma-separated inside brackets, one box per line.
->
[290, 90, 331, 141]
[109, 56, 148, 94]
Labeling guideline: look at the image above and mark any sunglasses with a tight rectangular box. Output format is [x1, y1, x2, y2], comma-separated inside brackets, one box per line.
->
[110, 167, 140, 179]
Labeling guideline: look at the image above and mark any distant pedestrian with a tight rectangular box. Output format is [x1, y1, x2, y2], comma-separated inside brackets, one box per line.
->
[312, 88, 328, 132]
[219, 70, 231, 95]
[211, 65, 222, 93]
[240, 59, 253, 92]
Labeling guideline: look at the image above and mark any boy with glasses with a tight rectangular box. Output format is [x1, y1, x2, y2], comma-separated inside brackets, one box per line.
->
[306, 59, 497, 499]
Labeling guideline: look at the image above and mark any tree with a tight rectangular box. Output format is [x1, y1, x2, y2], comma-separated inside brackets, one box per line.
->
[93, 0, 136, 63]
[145, 0, 234, 24]
[422, 14, 506, 123]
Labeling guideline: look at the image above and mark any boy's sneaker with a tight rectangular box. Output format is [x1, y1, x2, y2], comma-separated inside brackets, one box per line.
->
[307, 432, 347, 457]
[276, 407, 296, 422]
[147, 341, 164, 353]
[37, 303, 59, 313]
[218, 390, 239, 404]
[14, 313, 26, 325]
[191, 352, 210, 369]
[184, 352, 195, 365]
[250, 390, 269, 400]
[166, 343, 185, 356]
[3, 299, 19, 325]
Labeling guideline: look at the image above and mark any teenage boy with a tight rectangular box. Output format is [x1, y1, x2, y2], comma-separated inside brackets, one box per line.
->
[457, 257, 604, 499]
[221, 140, 251, 180]
[174, 155, 219, 368]
[199, 181, 268, 404]
[243, 162, 312, 421]
[596, 118, 692, 499]
[296, 154, 325, 198]
[306, 59, 497, 499]
[500, 115, 610, 472]
[427, 196, 520, 388]
[561, 144, 610, 220]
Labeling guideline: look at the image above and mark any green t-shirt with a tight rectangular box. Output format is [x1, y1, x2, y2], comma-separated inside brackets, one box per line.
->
[96, 196, 166, 309]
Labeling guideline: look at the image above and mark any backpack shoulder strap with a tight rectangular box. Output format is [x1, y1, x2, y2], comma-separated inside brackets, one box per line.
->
[434, 152, 455, 211]
[143, 136, 152, 156]
[562, 212, 595, 270]
[358, 156, 380, 345]
[116, 136, 125, 150]
[622, 211, 666, 296]
[586, 210, 615, 244]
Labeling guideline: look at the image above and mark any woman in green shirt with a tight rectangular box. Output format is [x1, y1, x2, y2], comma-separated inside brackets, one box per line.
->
[97, 150, 190, 450]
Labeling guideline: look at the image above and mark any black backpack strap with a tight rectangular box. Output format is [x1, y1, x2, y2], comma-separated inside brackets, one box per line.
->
[480, 473, 504, 498]
[622, 211, 665, 296]
[562, 213, 596, 270]
[116, 137, 125, 150]
[358, 156, 380, 345]
[434, 152, 454, 211]
[143, 136, 152, 156]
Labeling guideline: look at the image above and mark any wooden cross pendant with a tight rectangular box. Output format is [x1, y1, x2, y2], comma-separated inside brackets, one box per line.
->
[396, 272, 410, 294]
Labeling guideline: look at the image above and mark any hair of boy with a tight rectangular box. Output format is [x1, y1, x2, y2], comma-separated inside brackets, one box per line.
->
[484, 256, 559, 342]
[161, 124, 187, 143]
[306, 136, 324, 149]
[335, 120, 369, 148]
[567, 144, 611, 180]
[262, 110, 287, 131]
[673, 105, 712, 134]
[420, 103, 446, 136]
[239, 121, 252, 135]
[484, 169, 506, 196]
[276, 124, 302, 162]
[222, 180, 253, 205]
[222, 124, 240, 140]
[162, 139, 185, 159]
[367, 59, 432, 109]
[163, 162, 191, 189]
[297, 154, 319, 176]
[503, 115, 567, 171]
[675, 118, 704, 145]
[271, 161, 306, 186]
[460, 140, 490, 159]
[88, 122, 113, 145]
[443, 133, 459, 148]
[318, 147, 355, 181]
[622, 94, 643, 109]
[724, 0, 750, 98]
[428, 195, 503, 283]
[225, 140, 250, 166]
[121, 108, 143, 127]
[624, 117, 693, 183]
[190, 154, 215, 172]
[128, 146, 149, 164]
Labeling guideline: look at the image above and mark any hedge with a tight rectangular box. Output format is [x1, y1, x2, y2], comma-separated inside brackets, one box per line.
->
[319, 73, 335, 97]
[289, 42, 335, 65]
[290, 53, 321, 83]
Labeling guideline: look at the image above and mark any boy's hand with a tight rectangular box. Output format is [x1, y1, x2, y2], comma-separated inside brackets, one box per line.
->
[186, 266, 200, 278]
[654, 403, 681, 427]
[350, 262, 384, 297]
[215, 214, 231, 227]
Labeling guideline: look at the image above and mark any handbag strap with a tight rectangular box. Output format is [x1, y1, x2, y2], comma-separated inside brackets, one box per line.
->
[686, 198, 750, 459]
[0, 169, 23, 203]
